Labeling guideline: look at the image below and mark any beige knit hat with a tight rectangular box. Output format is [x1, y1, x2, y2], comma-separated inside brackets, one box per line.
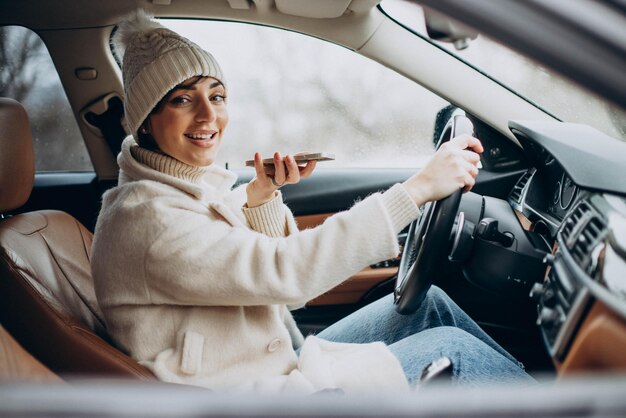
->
[112, 10, 225, 139]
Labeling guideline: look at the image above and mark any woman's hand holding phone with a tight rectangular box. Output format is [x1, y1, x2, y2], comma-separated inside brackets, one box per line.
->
[246, 152, 318, 208]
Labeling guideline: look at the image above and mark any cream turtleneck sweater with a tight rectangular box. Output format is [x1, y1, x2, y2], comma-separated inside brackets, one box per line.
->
[91, 137, 419, 393]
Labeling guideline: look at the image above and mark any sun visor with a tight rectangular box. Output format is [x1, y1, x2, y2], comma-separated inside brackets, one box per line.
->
[274, 0, 380, 18]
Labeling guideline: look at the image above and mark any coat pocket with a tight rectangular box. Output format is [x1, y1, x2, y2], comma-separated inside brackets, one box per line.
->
[180, 331, 205, 376]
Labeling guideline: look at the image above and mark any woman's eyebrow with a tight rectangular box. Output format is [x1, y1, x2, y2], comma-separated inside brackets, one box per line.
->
[173, 81, 223, 92]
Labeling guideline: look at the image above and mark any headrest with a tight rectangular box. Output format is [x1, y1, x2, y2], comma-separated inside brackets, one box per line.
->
[0, 98, 35, 213]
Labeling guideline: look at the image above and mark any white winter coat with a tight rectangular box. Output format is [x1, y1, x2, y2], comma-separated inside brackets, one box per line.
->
[91, 137, 419, 393]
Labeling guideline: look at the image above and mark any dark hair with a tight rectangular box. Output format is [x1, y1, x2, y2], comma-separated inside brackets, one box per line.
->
[136, 75, 208, 150]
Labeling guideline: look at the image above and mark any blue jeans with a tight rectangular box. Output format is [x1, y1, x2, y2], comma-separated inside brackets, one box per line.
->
[316, 286, 534, 387]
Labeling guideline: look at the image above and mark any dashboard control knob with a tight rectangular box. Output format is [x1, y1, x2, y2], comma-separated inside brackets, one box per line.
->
[543, 253, 555, 266]
[537, 307, 560, 326]
[543, 288, 557, 307]
[529, 282, 545, 301]
[475, 218, 514, 247]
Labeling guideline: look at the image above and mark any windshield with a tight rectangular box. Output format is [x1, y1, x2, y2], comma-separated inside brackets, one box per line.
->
[146, 19, 448, 168]
[381, 0, 626, 142]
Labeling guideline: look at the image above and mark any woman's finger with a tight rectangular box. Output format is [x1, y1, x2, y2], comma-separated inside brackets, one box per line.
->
[470, 164, 479, 178]
[273, 152, 286, 185]
[462, 172, 476, 193]
[462, 160, 479, 178]
[299, 160, 317, 178]
[253, 152, 269, 182]
[284, 155, 300, 184]
[461, 149, 481, 164]
[451, 134, 484, 154]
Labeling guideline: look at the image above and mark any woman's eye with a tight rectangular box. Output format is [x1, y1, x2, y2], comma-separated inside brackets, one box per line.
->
[211, 94, 226, 103]
[170, 96, 190, 105]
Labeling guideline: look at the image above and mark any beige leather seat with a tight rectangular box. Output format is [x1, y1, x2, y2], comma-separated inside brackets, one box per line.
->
[0, 97, 154, 380]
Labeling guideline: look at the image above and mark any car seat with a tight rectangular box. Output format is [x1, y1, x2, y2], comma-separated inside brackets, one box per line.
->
[0, 324, 61, 382]
[0, 97, 155, 380]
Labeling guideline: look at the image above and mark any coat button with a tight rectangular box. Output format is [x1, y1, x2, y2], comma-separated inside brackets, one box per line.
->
[267, 338, 281, 353]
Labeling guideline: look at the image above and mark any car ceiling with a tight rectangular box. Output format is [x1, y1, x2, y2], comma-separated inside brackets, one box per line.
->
[0, 0, 381, 30]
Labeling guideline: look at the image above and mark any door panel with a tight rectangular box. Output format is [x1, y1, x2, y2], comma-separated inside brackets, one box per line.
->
[294, 210, 399, 306]
[307, 267, 399, 306]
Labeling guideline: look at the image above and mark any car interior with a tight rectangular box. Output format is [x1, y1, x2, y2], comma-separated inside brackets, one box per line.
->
[1, 0, 625, 415]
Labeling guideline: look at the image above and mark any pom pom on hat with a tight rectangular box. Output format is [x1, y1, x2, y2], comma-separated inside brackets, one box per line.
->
[113, 10, 225, 140]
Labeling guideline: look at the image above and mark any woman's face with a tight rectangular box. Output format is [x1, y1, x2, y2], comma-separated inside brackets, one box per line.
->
[146, 77, 228, 167]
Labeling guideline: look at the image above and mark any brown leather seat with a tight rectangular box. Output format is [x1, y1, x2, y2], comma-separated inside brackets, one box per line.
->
[0, 324, 61, 382]
[0, 97, 154, 380]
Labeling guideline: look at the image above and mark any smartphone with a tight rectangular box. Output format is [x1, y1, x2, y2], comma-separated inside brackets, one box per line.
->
[244, 152, 335, 167]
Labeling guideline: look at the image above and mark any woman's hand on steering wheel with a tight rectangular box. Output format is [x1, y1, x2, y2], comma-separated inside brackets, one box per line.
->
[402, 134, 484, 206]
[394, 133, 483, 314]
[246, 151, 317, 208]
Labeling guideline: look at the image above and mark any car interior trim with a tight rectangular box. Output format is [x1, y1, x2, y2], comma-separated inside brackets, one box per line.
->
[295, 213, 334, 230]
[513, 209, 532, 231]
[524, 202, 561, 230]
[559, 301, 626, 374]
[549, 285, 591, 360]
[307, 267, 398, 306]
[561, 243, 626, 322]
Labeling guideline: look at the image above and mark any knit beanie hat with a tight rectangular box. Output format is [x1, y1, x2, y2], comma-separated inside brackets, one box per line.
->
[112, 10, 225, 140]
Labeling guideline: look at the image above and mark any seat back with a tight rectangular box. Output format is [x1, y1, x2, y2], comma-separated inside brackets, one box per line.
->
[0, 97, 154, 380]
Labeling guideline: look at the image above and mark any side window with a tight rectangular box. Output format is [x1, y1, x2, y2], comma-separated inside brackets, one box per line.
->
[160, 20, 449, 168]
[0, 26, 92, 172]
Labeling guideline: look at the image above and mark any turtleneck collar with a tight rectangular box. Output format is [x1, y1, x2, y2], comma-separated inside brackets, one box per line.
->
[117, 136, 237, 200]
[130, 144, 207, 184]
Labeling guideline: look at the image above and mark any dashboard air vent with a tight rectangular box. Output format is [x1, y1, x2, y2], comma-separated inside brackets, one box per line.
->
[561, 200, 607, 275]
[509, 170, 533, 204]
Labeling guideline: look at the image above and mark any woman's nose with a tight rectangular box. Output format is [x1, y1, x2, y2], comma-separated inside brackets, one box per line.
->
[195, 97, 216, 123]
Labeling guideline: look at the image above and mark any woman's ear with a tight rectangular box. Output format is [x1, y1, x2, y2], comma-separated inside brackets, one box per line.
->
[137, 120, 159, 151]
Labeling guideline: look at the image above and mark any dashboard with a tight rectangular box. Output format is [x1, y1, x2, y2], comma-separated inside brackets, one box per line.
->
[525, 165, 578, 222]
[506, 120, 626, 369]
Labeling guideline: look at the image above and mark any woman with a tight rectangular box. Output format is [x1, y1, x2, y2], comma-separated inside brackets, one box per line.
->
[91, 11, 531, 393]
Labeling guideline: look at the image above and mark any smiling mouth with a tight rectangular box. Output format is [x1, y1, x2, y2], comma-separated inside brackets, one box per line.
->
[184, 132, 216, 140]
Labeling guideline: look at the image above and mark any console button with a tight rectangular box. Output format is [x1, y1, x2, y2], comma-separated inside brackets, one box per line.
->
[537, 307, 560, 326]
[530, 282, 546, 301]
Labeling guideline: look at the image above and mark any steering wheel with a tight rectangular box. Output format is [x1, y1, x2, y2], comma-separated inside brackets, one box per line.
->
[393, 113, 474, 314]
